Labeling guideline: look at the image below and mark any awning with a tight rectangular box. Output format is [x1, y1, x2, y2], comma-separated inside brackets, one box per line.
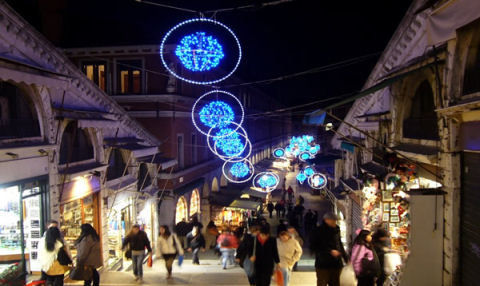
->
[173, 178, 205, 196]
[58, 162, 108, 178]
[360, 161, 389, 178]
[54, 107, 120, 129]
[304, 61, 440, 125]
[242, 187, 268, 199]
[229, 199, 261, 210]
[60, 175, 101, 204]
[106, 176, 137, 191]
[137, 153, 177, 170]
[105, 143, 158, 158]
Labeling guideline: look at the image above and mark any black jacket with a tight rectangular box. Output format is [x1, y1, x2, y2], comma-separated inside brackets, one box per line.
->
[310, 222, 347, 269]
[236, 234, 255, 267]
[186, 232, 206, 249]
[254, 236, 280, 276]
[122, 231, 152, 252]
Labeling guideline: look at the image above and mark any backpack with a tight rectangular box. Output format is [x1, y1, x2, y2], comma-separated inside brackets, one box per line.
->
[221, 236, 231, 247]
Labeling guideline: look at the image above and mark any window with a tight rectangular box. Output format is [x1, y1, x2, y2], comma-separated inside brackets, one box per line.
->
[137, 163, 151, 191]
[175, 196, 188, 224]
[106, 149, 127, 181]
[189, 189, 200, 217]
[0, 82, 40, 139]
[463, 45, 480, 95]
[82, 61, 107, 92]
[191, 134, 197, 164]
[117, 60, 142, 94]
[59, 122, 94, 164]
[403, 81, 439, 140]
[177, 134, 184, 169]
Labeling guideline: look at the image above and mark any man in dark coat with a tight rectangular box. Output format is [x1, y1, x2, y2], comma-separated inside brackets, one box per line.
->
[186, 226, 206, 265]
[267, 201, 274, 218]
[253, 224, 280, 286]
[236, 225, 260, 286]
[310, 213, 348, 286]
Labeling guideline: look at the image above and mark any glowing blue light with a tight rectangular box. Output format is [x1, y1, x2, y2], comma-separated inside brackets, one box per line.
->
[312, 176, 325, 187]
[308, 173, 327, 189]
[229, 162, 250, 178]
[214, 128, 245, 156]
[296, 172, 307, 183]
[199, 101, 235, 129]
[175, 32, 224, 72]
[273, 148, 285, 158]
[300, 152, 311, 161]
[257, 174, 278, 189]
[304, 167, 314, 177]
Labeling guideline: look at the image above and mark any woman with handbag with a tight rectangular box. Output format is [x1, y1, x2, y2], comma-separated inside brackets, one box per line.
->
[236, 224, 260, 286]
[39, 227, 71, 286]
[276, 231, 302, 286]
[156, 225, 184, 279]
[122, 224, 153, 283]
[351, 230, 380, 286]
[74, 224, 102, 286]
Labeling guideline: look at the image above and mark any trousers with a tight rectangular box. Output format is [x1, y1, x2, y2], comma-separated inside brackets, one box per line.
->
[316, 268, 341, 286]
[132, 253, 145, 278]
[220, 248, 236, 268]
[83, 268, 99, 286]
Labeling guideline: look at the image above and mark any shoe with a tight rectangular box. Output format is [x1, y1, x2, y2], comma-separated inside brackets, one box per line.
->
[167, 274, 172, 279]
[134, 276, 139, 281]
[223, 267, 227, 270]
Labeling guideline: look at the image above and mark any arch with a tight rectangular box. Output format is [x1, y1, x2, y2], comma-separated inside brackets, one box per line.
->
[137, 163, 151, 191]
[220, 174, 228, 187]
[0, 81, 41, 139]
[402, 80, 438, 140]
[211, 177, 219, 192]
[106, 149, 128, 181]
[189, 189, 201, 217]
[175, 196, 188, 224]
[59, 121, 94, 164]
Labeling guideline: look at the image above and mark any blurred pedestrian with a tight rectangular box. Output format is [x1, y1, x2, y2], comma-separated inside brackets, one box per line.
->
[39, 227, 70, 286]
[312, 211, 319, 227]
[75, 224, 102, 286]
[287, 226, 303, 271]
[275, 202, 283, 218]
[279, 200, 286, 218]
[310, 213, 348, 286]
[351, 230, 380, 286]
[277, 220, 288, 236]
[253, 224, 280, 286]
[205, 220, 219, 249]
[304, 209, 314, 233]
[186, 226, 205, 265]
[267, 201, 275, 219]
[277, 231, 303, 286]
[236, 225, 261, 286]
[287, 186, 294, 202]
[122, 224, 152, 283]
[217, 229, 239, 269]
[40, 220, 62, 282]
[372, 229, 390, 286]
[175, 219, 190, 249]
[157, 225, 183, 279]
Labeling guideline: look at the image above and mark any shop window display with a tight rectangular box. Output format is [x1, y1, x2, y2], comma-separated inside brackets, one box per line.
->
[175, 196, 188, 224]
[189, 189, 200, 217]
[0, 186, 21, 256]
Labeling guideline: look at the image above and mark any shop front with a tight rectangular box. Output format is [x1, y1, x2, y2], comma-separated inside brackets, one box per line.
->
[175, 196, 188, 224]
[211, 199, 261, 232]
[0, 177, 49, 275]
[59, 175, 101, 261]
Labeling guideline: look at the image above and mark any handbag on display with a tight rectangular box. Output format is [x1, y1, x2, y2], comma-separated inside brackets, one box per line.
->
[69, 265, 93, 281]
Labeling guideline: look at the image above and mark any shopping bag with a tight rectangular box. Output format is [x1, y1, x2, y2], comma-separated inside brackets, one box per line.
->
[147, 255, 153, 268]
[178, 255, 184, 266]
[274, 269, 284, 286]
[384, 252, 402, 275]
[340, 264, 357, 286]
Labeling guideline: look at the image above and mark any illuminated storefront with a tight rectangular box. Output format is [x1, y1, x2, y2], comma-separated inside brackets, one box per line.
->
[175, 196, 188, 224]
[189, 189, 200, 217]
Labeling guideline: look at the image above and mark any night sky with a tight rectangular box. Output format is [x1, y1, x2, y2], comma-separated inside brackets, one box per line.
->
[7, 0, 411, 110]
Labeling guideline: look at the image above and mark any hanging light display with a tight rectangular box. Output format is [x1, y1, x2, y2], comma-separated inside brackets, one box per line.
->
[229, 161, 250, 178]
[304, 166, 315, 177]
[299, 151, 312, 162]
[273, 148, 285, 158]
[160, 18, 242, 85]
[175, 32, 225, 72]
[199, 100, 235, 129]
[296, 172, 307, 184]
[222, 159, 254, 184]
[308, 173, 327, 189]
[207, 121, 252, 162]
[253, 172, 279, 192]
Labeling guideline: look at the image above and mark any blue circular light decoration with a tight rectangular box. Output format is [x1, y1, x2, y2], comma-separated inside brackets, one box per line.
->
[199, 100, 235, 129]
[299, 152, 311, 161]
[175, 32, 224, 72]
[273, 148, 285, 158]
[304, 166, 314, 177]
[296, 172, 307, 183]
[308, 173, 327, 189]
[214, 128, 245, 157]
[257, 174, 278, 188]
[229, 162, 250, 178]
[160, 18, 242, 85]
[223, 159, 254, 183]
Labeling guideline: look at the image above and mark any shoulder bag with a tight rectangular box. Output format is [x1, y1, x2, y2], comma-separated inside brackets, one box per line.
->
[58, 246, 72, 266]
[243, 236, 256, 278]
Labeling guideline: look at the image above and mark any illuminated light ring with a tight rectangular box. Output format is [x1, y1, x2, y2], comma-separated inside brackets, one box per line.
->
[229, 161, 250, 178]
[207, 122, 252, 162]
[199, 100, 235, 129]
[304, 166, 315, 177]
[213, 128, 245, 157]
[160, 18, 242, 85]
[222, 159, 255, 183]
[175, 32, 224, 72]
[273, 148, 285, 158]
[192, 90, 244, 138]
[252, 172, 279, 193]
[308, 173, 328, 189]
[296, 172, 307, 183]
[299, 151, 312, 162]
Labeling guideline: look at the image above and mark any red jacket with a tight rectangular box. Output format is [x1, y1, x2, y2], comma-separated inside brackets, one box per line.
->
[217, 233, 239, 249]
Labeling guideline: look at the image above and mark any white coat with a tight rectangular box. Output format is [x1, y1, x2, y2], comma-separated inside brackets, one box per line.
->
[276, 237, 303, 270]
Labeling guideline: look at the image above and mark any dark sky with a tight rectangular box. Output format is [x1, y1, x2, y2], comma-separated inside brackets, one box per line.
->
[7, 0, 412, 109]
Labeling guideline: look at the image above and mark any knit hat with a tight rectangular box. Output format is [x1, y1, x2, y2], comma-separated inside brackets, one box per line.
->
[323, 212, 338, 221]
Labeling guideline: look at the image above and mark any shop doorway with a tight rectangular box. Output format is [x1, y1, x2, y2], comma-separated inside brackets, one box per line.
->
[175, 196, 188, 224]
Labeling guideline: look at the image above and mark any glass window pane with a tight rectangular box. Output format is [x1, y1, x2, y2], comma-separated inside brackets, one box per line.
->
[0, 186, 21, 255]
[98, 65, 106, 91]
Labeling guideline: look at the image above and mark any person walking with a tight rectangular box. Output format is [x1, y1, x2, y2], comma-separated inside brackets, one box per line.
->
[351, 230, 380, 286]
[122, 224, 152, 283]
[304, 210, 314, 233]
[39, 227, 70, 286]
[287, 186, 294, 203]
[267, 201, 275, 219]
[253, 224, 280, 286]
[286, 226, 304, 271]
[372, 229, 390, 286]
[236, 225, 260, 286]
[217, 229, 239, 269]
[186, 226, 205, 265]
[75, 224, 102, 286]
[205, 220, 219, 249]
[310, 212, 348, 286]
[279, 200, 286, 218]
[175, 219, 190, 249]
[274, 202, 283, 218]
[277, 231, 303, 286]
[157, 225, 183, 279]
